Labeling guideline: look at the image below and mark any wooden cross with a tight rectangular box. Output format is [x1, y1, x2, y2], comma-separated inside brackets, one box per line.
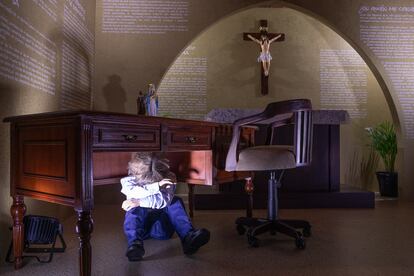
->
[243, 20, 285, 95]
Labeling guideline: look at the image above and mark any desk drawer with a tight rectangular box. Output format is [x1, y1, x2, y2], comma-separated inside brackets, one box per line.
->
[164, 125, 212, 151]
[93, 123, 160, 150]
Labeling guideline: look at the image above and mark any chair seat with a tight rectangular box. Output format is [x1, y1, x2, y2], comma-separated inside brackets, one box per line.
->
[236, 145, 296, 171]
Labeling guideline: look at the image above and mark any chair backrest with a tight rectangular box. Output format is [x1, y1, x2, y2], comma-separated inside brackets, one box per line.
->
[225, 99, 313, 171]
[294, 110, 313, 167]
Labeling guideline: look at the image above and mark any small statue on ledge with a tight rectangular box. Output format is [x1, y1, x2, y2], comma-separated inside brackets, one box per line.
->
[136, 90, 146, 115]
[145, 83, 158, 116]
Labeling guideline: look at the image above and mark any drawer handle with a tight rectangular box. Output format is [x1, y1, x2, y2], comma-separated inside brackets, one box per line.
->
[186, 136, 197, 144]
[122, 134, 138, 142]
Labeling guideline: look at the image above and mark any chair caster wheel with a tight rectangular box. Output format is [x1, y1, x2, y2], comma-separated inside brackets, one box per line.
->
[247, 235, 259, 247]
[295, 237, 306, 249]
[303, 226, 311, 237]
[236, 224, 246, 235]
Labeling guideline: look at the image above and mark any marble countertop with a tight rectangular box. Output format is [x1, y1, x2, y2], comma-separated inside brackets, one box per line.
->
[205, 108, 350, 125]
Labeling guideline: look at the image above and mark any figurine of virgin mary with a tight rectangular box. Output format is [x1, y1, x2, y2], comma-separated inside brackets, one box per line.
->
[145, 83, 158, 116]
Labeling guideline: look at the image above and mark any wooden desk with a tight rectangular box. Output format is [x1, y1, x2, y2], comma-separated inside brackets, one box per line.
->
[3, 111, 254, 276]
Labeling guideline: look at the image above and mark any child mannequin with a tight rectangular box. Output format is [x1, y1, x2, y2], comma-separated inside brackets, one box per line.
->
[121, 152, 210, 261]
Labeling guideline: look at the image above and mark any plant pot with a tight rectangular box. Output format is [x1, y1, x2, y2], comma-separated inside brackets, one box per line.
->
[376, 172, 398, 197]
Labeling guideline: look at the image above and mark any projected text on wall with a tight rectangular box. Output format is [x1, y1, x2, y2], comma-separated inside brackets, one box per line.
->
[61, 0, 94, 110]
[320, 49, 368, 118]
[0, 0, 94, 110]
[102, 0, 189, 34]
[0, 1, 57, 94]
[158, 46, 207, 120]
[360, 5, 414, 138]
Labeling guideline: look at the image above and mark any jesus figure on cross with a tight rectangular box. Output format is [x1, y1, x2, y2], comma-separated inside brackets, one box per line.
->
[244, 20, 284, 95]
[247, 29, 282, 77]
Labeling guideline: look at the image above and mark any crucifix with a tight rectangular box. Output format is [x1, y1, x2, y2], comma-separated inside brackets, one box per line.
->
[244, 20, 285, 95]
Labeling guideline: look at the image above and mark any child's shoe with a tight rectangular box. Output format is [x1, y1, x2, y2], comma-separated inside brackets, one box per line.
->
[182, 228, 210, 255]
[126, 241, 145, 261]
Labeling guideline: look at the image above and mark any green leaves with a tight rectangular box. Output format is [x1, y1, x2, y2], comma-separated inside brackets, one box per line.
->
[366, 121, 397, 172]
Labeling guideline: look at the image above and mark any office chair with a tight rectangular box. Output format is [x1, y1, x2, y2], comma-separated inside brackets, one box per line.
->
[225, 99, 313, 249]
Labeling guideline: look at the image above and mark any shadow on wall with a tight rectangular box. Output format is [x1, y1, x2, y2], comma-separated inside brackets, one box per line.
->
[0, 83, 17, 115]
[0, 82, 14, 264]
[49, 27, 93, 111]
[102, 74, 126, 113]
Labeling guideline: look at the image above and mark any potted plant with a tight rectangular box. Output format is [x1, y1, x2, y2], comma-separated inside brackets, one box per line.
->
[366, 121, 398, 197]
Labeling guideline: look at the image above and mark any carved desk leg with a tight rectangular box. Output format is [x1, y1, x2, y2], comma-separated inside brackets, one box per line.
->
[244, 177, 254, 218]
[76, 210, 94, 276]
[10, 195, 26, 269]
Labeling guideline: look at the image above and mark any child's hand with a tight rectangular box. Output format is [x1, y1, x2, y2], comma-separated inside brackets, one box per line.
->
[122, 199, 140, 211]
[158, 179, 176, 188]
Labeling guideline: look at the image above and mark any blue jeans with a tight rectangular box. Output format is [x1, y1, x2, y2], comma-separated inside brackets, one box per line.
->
[124, 196, 194, 246]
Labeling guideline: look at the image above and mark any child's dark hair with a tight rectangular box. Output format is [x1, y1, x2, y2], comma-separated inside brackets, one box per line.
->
[128, 152, 175, 185]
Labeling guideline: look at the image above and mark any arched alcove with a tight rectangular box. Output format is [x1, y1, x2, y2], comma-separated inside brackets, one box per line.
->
[158, 6, 394, 190]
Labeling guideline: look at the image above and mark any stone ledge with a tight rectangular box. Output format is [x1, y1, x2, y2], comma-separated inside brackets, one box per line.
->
[205, 108, 349, 125]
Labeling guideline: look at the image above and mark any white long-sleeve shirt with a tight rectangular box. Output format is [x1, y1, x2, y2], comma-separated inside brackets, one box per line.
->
[120, 176, 176, 209]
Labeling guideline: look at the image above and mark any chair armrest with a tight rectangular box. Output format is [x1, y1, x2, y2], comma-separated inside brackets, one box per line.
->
[225, 113, 267, 171]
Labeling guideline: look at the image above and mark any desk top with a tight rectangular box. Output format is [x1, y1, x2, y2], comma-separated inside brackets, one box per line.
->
[3, 110, 220, 127]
